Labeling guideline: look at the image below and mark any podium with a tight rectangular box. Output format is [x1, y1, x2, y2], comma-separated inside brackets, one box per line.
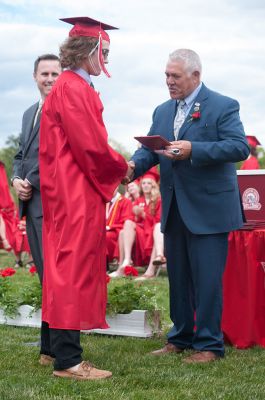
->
[237, 169, 265, 223]
[221, 169, 265, 348]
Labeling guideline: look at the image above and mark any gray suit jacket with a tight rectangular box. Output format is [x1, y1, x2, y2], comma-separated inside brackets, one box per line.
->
[13, 102, 43, 218]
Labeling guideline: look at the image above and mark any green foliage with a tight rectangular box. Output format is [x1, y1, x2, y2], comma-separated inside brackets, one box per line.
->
[0, 269, 41, 318]
[20, 277, 42, 312]
[0, 266, 161, 319]
[107, 280, 158, 315]
[108, 137, 132, 160]
[0, 277, 20, 318]
[0, 134, 20, 182]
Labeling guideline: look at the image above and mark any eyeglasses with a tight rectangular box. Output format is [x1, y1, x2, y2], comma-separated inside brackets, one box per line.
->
[102, 49, 109, 59]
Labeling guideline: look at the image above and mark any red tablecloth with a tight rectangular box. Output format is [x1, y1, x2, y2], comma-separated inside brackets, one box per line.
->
[222, 229, 265, 348]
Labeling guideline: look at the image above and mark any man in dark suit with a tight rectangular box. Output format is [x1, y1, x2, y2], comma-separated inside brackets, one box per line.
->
[12, 54, 61, 283]
[129, 49, 249, 363]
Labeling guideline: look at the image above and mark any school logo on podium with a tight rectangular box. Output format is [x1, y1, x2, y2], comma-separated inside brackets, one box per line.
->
[242, 187, 261, 210]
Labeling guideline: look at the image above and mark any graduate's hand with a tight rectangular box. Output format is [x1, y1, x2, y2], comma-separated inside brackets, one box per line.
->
[13, 178, 32, 201]
[121, 161, 135, 184]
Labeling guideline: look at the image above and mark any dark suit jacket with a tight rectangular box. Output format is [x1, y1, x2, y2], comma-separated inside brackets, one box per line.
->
[13, 102, 43, 218]
[131, 83, 250, 234]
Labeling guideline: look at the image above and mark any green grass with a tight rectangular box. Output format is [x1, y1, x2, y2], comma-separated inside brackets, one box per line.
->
[1, 251, 265, 399]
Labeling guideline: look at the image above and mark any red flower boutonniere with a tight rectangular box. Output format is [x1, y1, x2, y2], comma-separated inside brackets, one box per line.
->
[124, 266, 139, 277]
[106, 274, 111, 284]
[188, 102, 201, 122]
[191, 111, 201, 120]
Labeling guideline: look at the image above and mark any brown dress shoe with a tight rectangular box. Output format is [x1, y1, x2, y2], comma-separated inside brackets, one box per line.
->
[53, 361, 112, 380]
[183, 351, 219, 364]
[39, 354, 55, 366]
[151, 343, 184, 355]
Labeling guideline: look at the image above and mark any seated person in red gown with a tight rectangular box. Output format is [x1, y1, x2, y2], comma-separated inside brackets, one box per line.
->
[125, 180, 140, 202]
[110, 167, 166, 277]
[240, 135, 261, 170]
[0, 161, 31, 266]
[106, 187, 132, 267]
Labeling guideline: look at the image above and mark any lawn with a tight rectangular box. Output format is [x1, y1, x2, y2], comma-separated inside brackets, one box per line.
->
[1, 250, 265, 400]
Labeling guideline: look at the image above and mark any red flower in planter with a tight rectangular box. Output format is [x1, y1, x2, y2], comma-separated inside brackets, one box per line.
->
[29, 265, 37, 274]
[0, 267, 16, 277]
[124, 266, 138, 277]
[106, 274, 111, 284]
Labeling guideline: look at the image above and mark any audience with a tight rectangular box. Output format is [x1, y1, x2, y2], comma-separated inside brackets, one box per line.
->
[106, 187, 132, 269]
[0, 161, 31, 266]
[110, 167, 166, 278]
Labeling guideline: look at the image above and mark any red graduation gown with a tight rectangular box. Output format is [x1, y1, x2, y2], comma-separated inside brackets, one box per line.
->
[39, 71, 128, 330]
[130, 196, 161, 266]
[240, 155, 260, 170]
[0, 162, 29, 254]
[106, 195, 132, 261]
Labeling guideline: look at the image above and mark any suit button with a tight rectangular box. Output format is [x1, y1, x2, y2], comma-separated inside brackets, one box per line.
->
[168, 185, 173, 190]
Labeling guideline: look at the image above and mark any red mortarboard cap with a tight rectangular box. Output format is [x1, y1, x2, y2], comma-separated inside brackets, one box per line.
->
[60, 17, 118, 42]
[141, 166, 160, 183]
[246, 135, 261, 147]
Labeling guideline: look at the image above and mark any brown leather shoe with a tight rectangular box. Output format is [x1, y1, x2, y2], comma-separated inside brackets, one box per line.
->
[53, 361, 112, 380]
[39, 354, 55, 366]
[183, 351, 219, 364]
[151, 343, 184, 355]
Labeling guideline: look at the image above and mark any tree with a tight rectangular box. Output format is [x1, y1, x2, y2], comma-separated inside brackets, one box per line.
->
[108, 138, 132, 161]
[0, 134, 20, 182]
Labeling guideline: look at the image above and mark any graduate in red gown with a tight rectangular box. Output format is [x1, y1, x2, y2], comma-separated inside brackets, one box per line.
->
[39, 17, 131, 380]
[240, 135, 261, 170]
[106, 188, 132, 265]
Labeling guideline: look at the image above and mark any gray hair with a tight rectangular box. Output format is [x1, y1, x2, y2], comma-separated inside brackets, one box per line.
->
[169, 49, 202, 74]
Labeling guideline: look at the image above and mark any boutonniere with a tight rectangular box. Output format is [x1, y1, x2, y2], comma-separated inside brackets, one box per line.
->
[188, 102, 201, 122]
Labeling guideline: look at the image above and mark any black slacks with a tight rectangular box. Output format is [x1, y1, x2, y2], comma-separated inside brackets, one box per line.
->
[41, 321, 83, 370]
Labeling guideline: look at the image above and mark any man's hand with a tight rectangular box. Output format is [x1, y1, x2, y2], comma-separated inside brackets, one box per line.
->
[121, 161, 135, 185]
[155, 140, 192, 160]
[13, 178, 32, 201]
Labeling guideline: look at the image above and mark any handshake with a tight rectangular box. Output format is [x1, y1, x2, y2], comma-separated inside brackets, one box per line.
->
[121, 161, 135, 185]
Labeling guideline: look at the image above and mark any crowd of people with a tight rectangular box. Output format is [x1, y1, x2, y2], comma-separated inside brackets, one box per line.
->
[0, 161, 33, 268]
[106, 166, 166, 279]
[0, 13, 256, 380]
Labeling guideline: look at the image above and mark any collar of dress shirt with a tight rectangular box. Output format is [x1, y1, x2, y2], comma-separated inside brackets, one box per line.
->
[72, 68, 92, 86]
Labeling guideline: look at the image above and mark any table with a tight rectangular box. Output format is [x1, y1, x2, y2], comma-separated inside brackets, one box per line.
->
[222, 229, 265, 348]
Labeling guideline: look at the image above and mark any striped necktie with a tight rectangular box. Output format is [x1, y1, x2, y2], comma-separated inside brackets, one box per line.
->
[174, 100, 186, 140]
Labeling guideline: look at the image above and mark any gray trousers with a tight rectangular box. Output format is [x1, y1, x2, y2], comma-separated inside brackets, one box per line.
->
[26, 214, 43, 284]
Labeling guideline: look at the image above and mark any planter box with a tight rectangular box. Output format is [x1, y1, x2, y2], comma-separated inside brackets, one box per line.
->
[0, 305, 41, 328]
[0, 307, 160, 338]
[84, 310, 161, 338]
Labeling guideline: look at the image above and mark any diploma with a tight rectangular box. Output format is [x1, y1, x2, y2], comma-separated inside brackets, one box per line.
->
[134, 135, 171, 151]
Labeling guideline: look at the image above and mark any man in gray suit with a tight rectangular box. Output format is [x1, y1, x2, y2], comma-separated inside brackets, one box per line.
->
[12, 54, 61, 283]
